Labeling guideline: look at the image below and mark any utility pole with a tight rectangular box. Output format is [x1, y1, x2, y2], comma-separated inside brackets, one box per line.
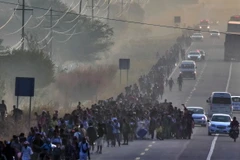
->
[44, 8, 60, 60]
[50, 8, 53, 60]
[92, 0, 94, 21]
[107, 0, 110, 23]
[79, 0, 82, 14]
[15, 0, 33, 51]
[121, 0, 124, 13]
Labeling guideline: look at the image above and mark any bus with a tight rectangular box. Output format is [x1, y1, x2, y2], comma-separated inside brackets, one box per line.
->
[206, 92, 233, 117]
[224, 15, 240, 61]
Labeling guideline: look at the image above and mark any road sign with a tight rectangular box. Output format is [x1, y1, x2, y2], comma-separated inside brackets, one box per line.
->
[15, 77, 35, 97]
[15, 77, 35, 129]
[119, 58, 130, 86]
[119, 58, 130, 70]
[174, 16, 181, 23]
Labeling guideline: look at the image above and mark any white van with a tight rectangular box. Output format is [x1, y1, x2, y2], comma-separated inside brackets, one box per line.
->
[206, 92, 233, 117]
[179, 60, 197, 79]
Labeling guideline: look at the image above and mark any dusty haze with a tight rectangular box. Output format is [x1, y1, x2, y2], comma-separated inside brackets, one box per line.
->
[1, 0, 240, 109]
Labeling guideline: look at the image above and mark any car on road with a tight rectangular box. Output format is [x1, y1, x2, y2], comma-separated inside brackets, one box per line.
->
[179, 60, 197, 80]
[197, 49, 206, 60]
[190, 32, 204, 41]
[210, 20, 219, 26]
[187, 106, 207, 127]
[187, 51, 202, 61]
[208, 113, 232, 136]
[210, 30, 220, 38]
[231, 96, 240, 111]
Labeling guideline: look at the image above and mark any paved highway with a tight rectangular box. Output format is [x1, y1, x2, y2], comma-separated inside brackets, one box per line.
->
[91, 33, 240, 160]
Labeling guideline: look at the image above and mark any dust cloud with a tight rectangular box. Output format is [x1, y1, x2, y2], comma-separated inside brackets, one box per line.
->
[3, 0, 240, 108]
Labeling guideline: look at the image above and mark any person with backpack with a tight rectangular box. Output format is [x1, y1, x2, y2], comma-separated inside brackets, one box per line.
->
[96, 123, 105, 154]
[74, 128, 83, 142]
[79, 137, 90, 160]
[86, 122, 97, 153]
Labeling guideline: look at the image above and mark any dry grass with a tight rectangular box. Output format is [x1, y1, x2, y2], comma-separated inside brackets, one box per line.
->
[52, 65, 118, 106]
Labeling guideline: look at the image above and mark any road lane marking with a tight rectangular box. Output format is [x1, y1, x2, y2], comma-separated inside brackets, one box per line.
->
[206, 61, 233, 160]
[175, 129, 197, 160]
[206, 134, 219, 160]
[225, 62, 232, 92]
[135, 142, 156, 160]
[135, 44, 193, 160]
[185, 60, 207, 105]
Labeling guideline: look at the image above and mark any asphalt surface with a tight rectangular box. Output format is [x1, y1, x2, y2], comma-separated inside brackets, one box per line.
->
[91, 33, 240, 160]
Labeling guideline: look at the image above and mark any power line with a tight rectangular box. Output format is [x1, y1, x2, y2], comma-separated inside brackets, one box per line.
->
[15, 0, 33, 51]
[0, 4, 19, 30]
[0, 0, 238, 35]
[26, 17, 45, 29]
[44, 8, 61, 60]
[35, 7, 51, 19]
[4, 15, 33, 36]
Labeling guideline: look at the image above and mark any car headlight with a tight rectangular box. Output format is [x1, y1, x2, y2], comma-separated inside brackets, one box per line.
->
[207, 26, 210, 28]
[199, 26, 202, 29]
[218, 33, 220, 36]
[202, 117, 205, 120]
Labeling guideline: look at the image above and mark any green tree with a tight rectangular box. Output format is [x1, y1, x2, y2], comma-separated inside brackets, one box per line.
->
[60, 18, 114, 61]
[0, 39, 4, 50]
[28, 0, 114, 62]
[25, 32, 41, 52]
[0, 49, 54, 89]
[0, 39, 10, 56]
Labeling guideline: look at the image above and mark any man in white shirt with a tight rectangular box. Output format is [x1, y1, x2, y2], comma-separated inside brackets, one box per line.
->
[21, 141, 33, 160]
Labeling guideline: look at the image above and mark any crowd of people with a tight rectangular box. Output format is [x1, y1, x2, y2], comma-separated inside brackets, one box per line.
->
[0, 31, 194, 160]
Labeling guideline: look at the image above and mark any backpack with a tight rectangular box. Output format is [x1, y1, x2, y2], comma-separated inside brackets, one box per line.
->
[81, 143, 88, 153]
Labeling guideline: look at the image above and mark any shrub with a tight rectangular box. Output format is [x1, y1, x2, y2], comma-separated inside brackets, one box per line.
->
[0, 49, 55, 89]
[55, 65, 118, 103]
